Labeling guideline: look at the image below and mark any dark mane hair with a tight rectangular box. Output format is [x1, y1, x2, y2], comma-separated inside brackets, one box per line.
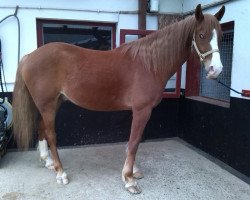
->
[120, 14, 222, 73]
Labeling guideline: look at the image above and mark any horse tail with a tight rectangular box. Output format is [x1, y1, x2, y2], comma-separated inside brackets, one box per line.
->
[12, 58, 39, 149]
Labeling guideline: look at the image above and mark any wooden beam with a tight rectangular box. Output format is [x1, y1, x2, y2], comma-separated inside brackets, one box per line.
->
[138, 0, 147, 30]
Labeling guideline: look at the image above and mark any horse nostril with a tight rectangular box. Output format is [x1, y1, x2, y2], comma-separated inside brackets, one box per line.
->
[209, 66, 214, 72]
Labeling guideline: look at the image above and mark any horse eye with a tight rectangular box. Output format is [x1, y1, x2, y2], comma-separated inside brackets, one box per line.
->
[199, 34, 205, 39]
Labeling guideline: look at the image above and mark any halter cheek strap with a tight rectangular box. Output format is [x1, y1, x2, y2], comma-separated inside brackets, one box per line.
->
[192, 32, 219, 62]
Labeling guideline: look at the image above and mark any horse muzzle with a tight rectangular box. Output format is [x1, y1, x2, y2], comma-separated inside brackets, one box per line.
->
[206, 65, 223, 79]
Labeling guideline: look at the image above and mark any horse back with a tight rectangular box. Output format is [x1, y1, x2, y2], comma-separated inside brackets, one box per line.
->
[21, 43, 140, 111]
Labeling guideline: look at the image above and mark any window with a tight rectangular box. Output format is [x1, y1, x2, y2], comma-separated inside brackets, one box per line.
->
[36, 19, 116, 49]
[185, 21, 234, 106]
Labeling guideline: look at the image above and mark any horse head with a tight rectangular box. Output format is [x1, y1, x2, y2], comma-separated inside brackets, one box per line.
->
[193, 4, 225, 79]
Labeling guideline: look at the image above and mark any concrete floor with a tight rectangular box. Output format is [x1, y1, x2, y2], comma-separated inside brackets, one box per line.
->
[0, 138, 249, 200]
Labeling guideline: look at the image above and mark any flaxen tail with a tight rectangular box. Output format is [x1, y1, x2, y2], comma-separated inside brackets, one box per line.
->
[12, 61, 39, 149]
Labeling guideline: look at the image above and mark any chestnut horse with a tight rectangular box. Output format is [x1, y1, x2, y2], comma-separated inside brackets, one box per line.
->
[13, 5, 225, 194]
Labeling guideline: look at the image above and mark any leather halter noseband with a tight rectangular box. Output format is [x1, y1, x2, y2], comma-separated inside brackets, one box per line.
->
[192, 32, 219, 62]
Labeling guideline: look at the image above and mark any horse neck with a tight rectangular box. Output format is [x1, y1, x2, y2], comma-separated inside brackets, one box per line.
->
[119, 16, 197, 81]
[156, 17, 196, 73]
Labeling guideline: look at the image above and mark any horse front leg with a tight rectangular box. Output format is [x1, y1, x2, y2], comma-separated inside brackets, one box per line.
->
[122, 106, 152, 194]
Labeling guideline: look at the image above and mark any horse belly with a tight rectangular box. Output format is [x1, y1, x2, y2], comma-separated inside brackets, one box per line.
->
[62, 70, 133, 111]
[63, 88, 132, 111]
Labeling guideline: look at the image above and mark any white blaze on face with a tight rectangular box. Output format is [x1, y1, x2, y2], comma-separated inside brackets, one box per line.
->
[204, 29, 223, 79]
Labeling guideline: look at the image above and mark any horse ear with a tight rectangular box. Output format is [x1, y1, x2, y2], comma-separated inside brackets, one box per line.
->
[214, 5, 225, 21]
[195, 4, 204, 22]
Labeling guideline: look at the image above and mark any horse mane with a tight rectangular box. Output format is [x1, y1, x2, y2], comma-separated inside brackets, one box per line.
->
[120, 14, 222, 73]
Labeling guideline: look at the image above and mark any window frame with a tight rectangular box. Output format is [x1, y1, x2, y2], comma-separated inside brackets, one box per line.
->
[120, 29, 181, 99]
[36, 19, 116, 48]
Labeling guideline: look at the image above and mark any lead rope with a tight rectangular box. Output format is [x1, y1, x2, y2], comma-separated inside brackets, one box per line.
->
[216, 79, 243, 95]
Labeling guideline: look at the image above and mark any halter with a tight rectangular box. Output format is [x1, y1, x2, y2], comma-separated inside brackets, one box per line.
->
[192, 31, 219, 62]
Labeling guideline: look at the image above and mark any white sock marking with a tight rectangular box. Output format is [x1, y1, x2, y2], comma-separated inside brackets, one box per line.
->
[38, 139, 54, 169]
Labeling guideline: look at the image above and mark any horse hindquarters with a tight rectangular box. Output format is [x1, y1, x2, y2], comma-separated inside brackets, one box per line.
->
[13, 61, 69, 185]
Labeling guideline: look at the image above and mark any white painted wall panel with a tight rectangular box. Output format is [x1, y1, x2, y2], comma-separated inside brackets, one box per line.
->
[159, 0, 182, 13]
[0, 0, 138, 12]
[183, 0, 222, 12]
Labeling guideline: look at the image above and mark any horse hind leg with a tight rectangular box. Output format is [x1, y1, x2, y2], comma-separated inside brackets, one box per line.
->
[42, 110, 69, 185]
[37, 97, 68, 185]
[38, 119, 54, 170]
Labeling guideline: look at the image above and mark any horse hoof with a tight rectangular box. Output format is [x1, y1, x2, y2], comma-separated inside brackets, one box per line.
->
[56, 172, 69, 185]
[133, 171, 144, 179]
[125, 181, 142, 194]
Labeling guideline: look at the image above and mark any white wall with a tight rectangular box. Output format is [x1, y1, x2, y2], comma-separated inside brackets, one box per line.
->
[0, 0, 158, 91]
[183, 0, 250, 99]
[183, 0, 222, 12]
[2, 0, 247, 99]
[159, 0, 182, 13]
